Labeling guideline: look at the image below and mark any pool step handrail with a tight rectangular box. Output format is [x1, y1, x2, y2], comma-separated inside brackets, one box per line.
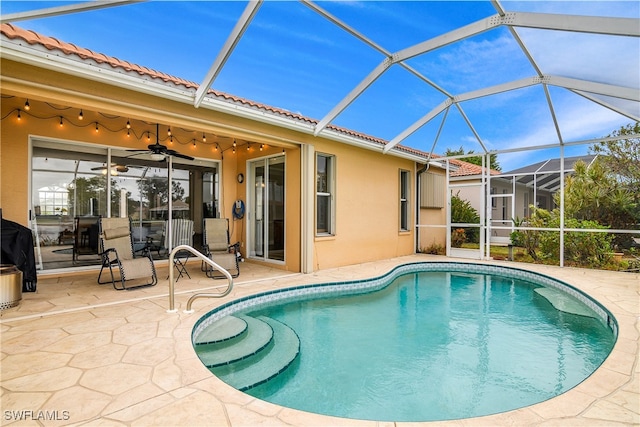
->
[167, 244, 233, 313]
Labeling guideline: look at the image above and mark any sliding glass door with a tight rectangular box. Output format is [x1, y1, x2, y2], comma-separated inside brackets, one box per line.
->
[248, 155, 285, 262]
[30, 139, 219, 270]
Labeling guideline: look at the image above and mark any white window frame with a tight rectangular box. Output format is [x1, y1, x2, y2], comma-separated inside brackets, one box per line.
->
[316, 153, 335, 236]
[399, 169, 410, 232]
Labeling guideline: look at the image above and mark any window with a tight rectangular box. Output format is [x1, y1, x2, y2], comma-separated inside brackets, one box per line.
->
[400, 170, 410, 231]
[316, 153, 335, 235]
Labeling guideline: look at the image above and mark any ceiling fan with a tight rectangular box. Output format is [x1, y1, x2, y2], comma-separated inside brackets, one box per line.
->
[127, 123, 194, 161]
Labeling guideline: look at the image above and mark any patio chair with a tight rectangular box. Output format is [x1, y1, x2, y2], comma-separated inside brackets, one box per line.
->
[164, 218, 194, 280]
[97, 217, 157, 290]
[202, 218, 240, 279]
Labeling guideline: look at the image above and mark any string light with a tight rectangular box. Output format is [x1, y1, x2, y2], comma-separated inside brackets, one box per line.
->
[11, 100, 249, 156]
[260, 144, 264, 151]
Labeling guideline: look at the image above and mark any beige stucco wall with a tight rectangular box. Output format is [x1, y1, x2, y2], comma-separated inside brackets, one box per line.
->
[311, 140, 416, 270]
[1, 58, 421, 273]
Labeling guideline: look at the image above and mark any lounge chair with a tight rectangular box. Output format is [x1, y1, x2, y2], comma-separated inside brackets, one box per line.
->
[202, 218, 240, 279]
[164, 218, 194, 280]
[97, 217, 158, 290]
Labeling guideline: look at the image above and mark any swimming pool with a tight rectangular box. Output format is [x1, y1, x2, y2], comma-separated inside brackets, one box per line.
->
[192, 262, 617, 422]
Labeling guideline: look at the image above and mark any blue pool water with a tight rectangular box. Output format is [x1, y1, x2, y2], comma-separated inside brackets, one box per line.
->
[193, 263, 616, 422]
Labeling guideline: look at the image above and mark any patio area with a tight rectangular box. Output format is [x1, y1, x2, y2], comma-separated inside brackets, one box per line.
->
[1, 255, 638, 426]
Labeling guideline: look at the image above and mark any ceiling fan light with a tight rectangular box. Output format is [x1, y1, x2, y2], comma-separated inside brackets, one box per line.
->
[150, 153, 164, 161]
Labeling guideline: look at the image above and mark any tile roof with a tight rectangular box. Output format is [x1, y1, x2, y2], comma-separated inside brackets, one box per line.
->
[1, 22, 499, 175]
[1, 23, 393, 148]
[449, 159, 501, 177]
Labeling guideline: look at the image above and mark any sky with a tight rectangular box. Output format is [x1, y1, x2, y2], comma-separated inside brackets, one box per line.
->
[2, 0, 639, 171]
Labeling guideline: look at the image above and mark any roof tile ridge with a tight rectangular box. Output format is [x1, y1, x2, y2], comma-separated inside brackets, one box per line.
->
[1, 23, 200, 89]
[206, 88, 319, 124]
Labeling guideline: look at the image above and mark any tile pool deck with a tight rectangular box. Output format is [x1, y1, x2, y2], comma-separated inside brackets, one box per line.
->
[1, 255, 638, 426]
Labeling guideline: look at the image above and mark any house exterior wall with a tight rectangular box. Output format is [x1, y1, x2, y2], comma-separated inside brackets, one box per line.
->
[310, 139, 416, 270]
[1, 58, 420, 273]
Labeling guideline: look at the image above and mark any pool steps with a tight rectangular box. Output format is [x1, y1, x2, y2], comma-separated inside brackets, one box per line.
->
[194, 315, 300, 391]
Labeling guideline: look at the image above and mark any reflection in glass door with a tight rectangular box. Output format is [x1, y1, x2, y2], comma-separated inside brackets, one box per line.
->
[249, 155, 285, 262]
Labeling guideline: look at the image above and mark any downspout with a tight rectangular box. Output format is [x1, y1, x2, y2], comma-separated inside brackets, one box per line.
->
[416, 162, 429, 253]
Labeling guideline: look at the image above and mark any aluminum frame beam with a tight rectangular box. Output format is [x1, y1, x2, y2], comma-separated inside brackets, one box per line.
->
[303, 0, 452, 97]
[194, 0, 262, 108]
[320, 9, 638, 147]
[314, 57, 393, 136]
[384, 75, 639, 152]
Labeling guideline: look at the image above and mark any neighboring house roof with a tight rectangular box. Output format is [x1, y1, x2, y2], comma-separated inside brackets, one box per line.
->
[502, 155, 597, 175]
[0, 23, 427, 162]
[498, 155, 598, 192]
[448, 159, 501, 177]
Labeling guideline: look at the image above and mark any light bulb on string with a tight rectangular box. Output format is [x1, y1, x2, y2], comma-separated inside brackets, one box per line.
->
[78, 109, 83, 120]
[59, 116, 64, 127]
[126, 120, 131, 129]
[24, 100, 30, 111]
[202, 133, 206, 143]
[17, 109, 21, 120]
[260, 144, 264, 151]
[95, 122, 99, 132]
[167, 126, 171, 136]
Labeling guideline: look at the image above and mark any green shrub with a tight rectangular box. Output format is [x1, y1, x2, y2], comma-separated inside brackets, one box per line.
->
[539, 218, 614, 268]
[451, 192, 480, 243]
[520, 207, 614, 268]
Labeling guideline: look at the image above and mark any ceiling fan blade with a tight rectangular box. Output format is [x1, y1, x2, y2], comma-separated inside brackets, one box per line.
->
[126, 124, 193, 162]
[171, 151, 195, 161]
